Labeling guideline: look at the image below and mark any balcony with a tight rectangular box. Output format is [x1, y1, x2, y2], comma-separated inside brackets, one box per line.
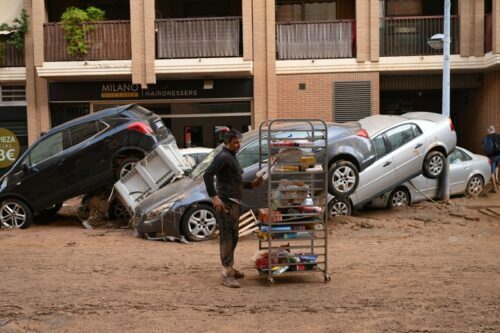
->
[0, 41, 24, 67]
[44, 20, 131, 61]
[380, 15, 460, 57]
[276, 20, 355, 60]
[156, 17, 242, 59]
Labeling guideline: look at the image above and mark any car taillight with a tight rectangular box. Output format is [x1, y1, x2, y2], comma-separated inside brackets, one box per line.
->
[449, 118, 455, 132]
[127, 122, 153, 134]
[356, 129, 369, 139]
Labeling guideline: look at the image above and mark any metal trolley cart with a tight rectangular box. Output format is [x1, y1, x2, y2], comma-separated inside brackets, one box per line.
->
[256, 119, 330, 286]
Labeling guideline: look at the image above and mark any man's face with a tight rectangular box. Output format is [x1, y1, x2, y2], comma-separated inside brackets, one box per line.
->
[226, 137, 241, 153]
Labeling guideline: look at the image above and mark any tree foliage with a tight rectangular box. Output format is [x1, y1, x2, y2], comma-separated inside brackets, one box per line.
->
[60, 6, 105, 57]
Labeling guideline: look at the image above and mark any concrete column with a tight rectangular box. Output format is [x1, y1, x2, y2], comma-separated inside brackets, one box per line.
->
[242, 0, 253, 61]
[130, 0, 156, 88]
[25, 0, 50, 144]
[369, 0, 379, 62]
[356, 0, 369, 62]
[460, 0, 484, 57]
[252, 0, 276, 128]
[494, 0, 500, 53]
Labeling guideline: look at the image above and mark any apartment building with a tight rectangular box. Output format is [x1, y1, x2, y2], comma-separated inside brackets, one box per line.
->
[0, 0, 499, 174]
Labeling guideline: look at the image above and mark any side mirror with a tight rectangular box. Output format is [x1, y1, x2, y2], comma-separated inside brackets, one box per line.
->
[21, 163, 29, 174]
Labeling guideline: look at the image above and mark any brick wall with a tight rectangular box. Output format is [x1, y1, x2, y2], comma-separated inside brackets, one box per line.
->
[457, 71, 500, 153]
[276, 72, 379, 121]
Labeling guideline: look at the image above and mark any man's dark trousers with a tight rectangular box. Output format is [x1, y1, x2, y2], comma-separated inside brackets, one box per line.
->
[217, 199, 240, 268]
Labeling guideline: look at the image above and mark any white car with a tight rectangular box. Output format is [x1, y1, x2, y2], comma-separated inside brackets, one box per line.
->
[328, 147, 490, 216]
[180, 147, 213, 167]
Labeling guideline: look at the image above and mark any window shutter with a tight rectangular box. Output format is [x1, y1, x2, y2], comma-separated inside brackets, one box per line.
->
[333, 81, 372, 123]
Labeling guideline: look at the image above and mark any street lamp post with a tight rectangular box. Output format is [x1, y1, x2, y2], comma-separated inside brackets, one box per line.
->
[427, 0, 451, 201]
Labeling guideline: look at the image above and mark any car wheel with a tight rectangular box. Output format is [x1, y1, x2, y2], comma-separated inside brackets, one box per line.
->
[423, 150, 446, 179]
[108, 199, 130, 223]
[115, 156, 141, 180]
[328, 160, 359, 197]
[387, 187, 410, 208]
[181, 205, 218, 242]
[328, 197, 351, 218]
[0, 198, 33, 229]
[466, 175, 484, 197]
[42, 202, 63, 216]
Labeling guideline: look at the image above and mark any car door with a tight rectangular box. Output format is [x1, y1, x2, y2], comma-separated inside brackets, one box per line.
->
[448, 149, 471, 194]
[64, 120, 110, 193]
[355, 134, 398, 204]
[385, 123, 425, 183]
[238, 137, 268, 210]
[14, 130, 71, 210]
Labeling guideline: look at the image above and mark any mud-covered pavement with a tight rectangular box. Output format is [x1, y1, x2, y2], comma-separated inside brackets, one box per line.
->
[1, 193, 499, 333]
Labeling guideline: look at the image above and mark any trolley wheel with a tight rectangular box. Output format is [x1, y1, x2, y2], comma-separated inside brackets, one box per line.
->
[324, 274, 331, 283]
[267, 277, 274, 286]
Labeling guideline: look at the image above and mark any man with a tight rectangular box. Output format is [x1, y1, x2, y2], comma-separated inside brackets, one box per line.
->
[203, 129, 261, 288]
[481, 125, 500, 193]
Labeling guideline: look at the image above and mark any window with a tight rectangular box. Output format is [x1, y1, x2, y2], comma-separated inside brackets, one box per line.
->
[373, 135, 389, 159]
[28, 132, 65, 166]
[412, 124, 423, 136]
[0, 85, 26, 103]
[386, 124, 416, 151]
[237, 138, 268, 169]
[69, 121, 99, 147]
[449, 149, 471, 164]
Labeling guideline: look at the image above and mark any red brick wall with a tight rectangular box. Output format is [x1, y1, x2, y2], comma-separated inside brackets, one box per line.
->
[457, 70, 500, 153]
[276, 72, 379, 121]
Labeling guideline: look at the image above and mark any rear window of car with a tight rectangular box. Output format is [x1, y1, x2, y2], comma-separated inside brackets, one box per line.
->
[386, 124, 417, 151]
[69, 121, 100, 147]
[373, 135, 388, 159]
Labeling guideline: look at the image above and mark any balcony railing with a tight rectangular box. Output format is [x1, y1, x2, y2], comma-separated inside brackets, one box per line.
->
[380, 15, 460, 56]
[485, 14, 492, 53]
[44, 20, 131, 61]
[156, 17, 241, 59]
[0, 40, 24, 67]
[276, 20, 355, 60]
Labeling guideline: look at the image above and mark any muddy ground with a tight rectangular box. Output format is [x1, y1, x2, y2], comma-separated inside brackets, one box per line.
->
[0, 192, 499, 333]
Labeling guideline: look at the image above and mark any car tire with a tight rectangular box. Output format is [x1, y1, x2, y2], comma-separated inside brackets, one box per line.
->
[387, 187, 410, 208]
[115, 156, 141, 180]
[0, 198, 33, 229]
[466, 175, 484, 197]
[181, 204, 218, 242]
[423, 150, 446, 179]
[328, 160, 359, 197]
[108, 199, 130, 224]
[328, 197, 352, 218]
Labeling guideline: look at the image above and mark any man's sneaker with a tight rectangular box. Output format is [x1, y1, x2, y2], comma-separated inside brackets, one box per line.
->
[233, 269, 245, 279]
[221, 275, 240, 288]
[82, 220, 93, 229]
[489, 188, 497, 193]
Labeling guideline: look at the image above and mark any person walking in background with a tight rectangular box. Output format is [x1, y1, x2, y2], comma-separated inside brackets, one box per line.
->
[481, 125, 500, 193]
[203, 129, 262, 288]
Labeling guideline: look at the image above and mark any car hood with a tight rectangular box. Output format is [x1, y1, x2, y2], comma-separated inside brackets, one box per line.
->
[134, 175, 205, 215]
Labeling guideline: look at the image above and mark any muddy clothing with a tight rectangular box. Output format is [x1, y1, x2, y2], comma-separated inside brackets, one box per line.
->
[203, 147, 244, 200]
[216, 199, 241, 267]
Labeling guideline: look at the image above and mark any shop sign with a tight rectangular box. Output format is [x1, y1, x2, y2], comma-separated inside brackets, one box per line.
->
[0, 128, 20, 169]
[49, 78, 253, 102]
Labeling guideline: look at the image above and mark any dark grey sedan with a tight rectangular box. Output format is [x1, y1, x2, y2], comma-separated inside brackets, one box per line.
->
[134, 122, 376, 241]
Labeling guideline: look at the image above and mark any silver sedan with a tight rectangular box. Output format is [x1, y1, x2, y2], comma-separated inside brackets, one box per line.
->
[369, 147, 491, 208]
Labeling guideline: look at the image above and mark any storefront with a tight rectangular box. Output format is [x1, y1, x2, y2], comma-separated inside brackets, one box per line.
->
[49, 78, 253, 148]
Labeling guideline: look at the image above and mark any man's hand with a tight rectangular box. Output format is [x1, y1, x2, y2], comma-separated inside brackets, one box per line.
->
[212, 195, 228, 213]
[251, 176, 263, 188]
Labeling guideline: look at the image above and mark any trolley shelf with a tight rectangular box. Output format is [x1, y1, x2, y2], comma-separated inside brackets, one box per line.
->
[257, 118, 330, 285]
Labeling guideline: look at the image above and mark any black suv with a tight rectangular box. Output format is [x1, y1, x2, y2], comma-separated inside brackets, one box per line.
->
[0, 104, 169, 229]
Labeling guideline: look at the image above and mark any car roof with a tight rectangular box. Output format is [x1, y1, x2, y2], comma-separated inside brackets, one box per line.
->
[43, 104, 138, 136]
[180, 147, 213, 154]
[357, 115, 408, 137]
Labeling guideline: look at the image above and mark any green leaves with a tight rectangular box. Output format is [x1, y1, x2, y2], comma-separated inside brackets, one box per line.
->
[0, 9, 28, 62]
[60, 6, 105, 57]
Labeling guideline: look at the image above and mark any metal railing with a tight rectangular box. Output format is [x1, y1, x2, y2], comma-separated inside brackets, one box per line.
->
[156, 17, 241, 59]
[44, 20, 131, 61]
[276, 20, 355, 59]
[380, 15, 460, 56]
[0, 41, 24, 67]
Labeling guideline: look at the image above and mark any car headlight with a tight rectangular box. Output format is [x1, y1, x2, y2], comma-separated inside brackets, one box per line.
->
[145, 201, 176, 222]
[0, 177, 7, 192]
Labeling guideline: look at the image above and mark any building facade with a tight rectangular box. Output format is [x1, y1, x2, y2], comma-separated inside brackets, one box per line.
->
[0, 0, 499, 173]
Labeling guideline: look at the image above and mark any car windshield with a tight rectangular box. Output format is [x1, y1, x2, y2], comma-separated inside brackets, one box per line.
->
[189, 145, 223, 178]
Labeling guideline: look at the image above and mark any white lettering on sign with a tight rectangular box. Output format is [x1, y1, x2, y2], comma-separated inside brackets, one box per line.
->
[0, 128, 20, 168]
[101, 83, 141, 93]
[0, 149, 16, 161]
[0, 136, 15, 143]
